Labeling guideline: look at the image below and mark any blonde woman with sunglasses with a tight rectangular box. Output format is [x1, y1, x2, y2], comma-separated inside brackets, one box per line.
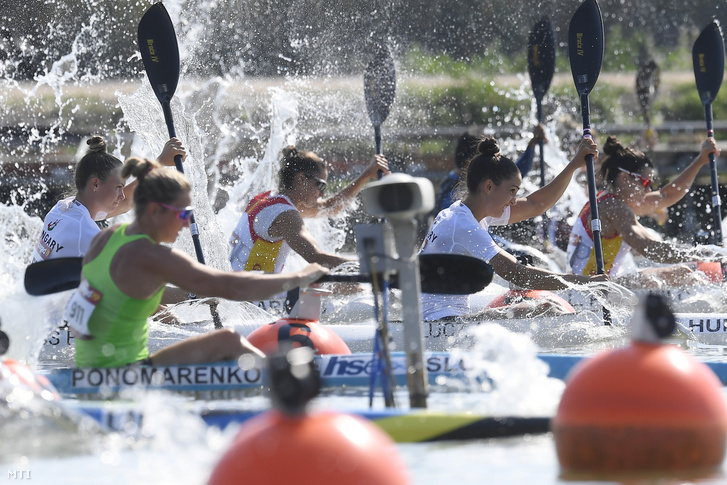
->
[73, 157, 328, 368]
[567, 136, 721, 288]
[230, 145, 389, 274]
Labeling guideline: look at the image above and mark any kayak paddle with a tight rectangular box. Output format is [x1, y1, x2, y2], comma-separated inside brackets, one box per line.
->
[692, 20, 726, 246]
[364, 42, 396, 177]
[568, 0, 610, 324]
[138, 2, 223, 328]
[635, 59, 660, 140]
[527, 17, 556, 189]
[24, 253, 493, 297]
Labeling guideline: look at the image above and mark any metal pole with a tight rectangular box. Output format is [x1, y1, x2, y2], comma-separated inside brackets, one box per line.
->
[391, 219, 428, 408]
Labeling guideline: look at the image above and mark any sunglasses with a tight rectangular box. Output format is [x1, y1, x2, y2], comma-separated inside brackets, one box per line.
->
[303, 172, 327, 192]
[158, 202, 194, 221]
[618, 167, 654, 188]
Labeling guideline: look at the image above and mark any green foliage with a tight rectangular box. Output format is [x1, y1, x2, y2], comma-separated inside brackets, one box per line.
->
[657, 83, 727, 122]
[399, 76, 529, 127]
[402, 43, 528, 76]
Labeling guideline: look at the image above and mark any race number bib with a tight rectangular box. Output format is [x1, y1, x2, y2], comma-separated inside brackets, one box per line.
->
[63, 280, 102, 340]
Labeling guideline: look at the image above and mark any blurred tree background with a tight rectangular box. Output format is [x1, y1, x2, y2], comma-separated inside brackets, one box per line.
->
[3, 0, 724, 79]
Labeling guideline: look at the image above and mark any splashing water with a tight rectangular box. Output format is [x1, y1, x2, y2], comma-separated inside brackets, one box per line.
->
[448, 324, 565, 416]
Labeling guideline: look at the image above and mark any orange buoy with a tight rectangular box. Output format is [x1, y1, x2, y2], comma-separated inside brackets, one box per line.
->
[208, 409, 410, 485]
[552, 295, 727, 477]
[247, 318, 351, 356]
[209, 347, 409, 485]
[486, 289, 576, 314]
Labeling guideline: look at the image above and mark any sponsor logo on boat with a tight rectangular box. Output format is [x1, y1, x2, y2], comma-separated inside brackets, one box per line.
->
[319, 353, 467, 377]
[70, 364, 262, 389]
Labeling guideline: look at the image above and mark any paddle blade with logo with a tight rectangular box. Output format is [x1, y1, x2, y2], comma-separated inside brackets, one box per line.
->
[138, 2, 180, 105]
[568, 0, 604, 97]
[364, 44, 396, 129]
[528, 18, 556, 102]
[692, 20, 725, 106]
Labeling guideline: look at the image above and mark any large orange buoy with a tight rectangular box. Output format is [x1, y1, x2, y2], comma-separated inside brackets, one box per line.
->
[247, 318, 351, 355]
[552, 294, 727, 478]
[209, 347, 409, 485]
[208, 409, 410, 485]
[486, 289, 576, 314]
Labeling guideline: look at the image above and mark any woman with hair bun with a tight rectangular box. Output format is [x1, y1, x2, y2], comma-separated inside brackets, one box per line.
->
[230, 146, 389, 273]
[73, 157, 327, 368]
[568, 136, 721, 288]
[31, 135, 185, 262]
[420, 136, 606, 321]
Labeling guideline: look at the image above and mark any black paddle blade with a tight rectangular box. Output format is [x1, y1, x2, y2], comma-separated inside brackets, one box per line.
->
[419, 253, 493, 295]
[319, 254, 493, 295]
[568, 0, 604, 96]
[364, 43, 396, 127]
[528, 17, 556, 101]
[24, 257, 82, 296]
[692, 20, 725, 106]
[138, 2, 180, 105]
[635, 59, 660, 123]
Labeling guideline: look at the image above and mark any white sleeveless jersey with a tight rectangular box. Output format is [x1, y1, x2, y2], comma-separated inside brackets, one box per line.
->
[31, 198, 100, 262]
[419, 201, 509, 320]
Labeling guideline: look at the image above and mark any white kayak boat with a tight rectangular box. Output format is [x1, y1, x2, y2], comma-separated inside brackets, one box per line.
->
[38, 302, 727, 368]
[38, 351, 727, 398]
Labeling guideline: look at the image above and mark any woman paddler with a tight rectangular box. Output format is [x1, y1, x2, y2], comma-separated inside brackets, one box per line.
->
[567, 136, 723, 288]
[31, 135, 185, 262]
[229, 146, 389, 273]
[420, 136, 608, 321]
[70, 157, 327, 368]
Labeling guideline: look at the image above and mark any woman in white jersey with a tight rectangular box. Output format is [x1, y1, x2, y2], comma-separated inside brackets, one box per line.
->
[420, 136, 607, 321]
[230, 145, 389, 273]
[32, 135, 185, 262]
[567, 135, 722, 288]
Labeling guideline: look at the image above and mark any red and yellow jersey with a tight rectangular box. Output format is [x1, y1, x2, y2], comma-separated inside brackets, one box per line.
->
[229, 191, 297, 273]
[567, 192, 632, 276]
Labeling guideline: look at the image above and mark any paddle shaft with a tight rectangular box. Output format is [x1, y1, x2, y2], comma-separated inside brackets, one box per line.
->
[579, 93, 611, 325]
[160, 98, 223, 329]
[375, 125, 383, 178]
[704, 102, 724, 246]
[536, 98, 546, 188]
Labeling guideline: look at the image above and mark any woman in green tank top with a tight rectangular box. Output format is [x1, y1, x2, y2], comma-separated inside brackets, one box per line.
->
[75, 156, 328, 368]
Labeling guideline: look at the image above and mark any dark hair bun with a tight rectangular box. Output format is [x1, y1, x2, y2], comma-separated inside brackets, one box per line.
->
[477, 137, 500, 157]
[281, 145, 298, 160]
[86, 135, 107, 153]
[603, 135, 625, 157]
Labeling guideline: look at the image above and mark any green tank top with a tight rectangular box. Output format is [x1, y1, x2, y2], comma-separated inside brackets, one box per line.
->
[75, 224, 164, 367]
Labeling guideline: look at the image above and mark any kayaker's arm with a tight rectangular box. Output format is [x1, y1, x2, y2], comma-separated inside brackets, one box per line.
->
[488, 250, 607, 290]
[152, 249, 328, 302]
[509, 138, 597, 224]
[305, 155, 390, 218]
[636, 138, 718, 216]
[107, 138, 187, 218]
[269, 210, 353, 269]
[611, 204, 692, 264]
